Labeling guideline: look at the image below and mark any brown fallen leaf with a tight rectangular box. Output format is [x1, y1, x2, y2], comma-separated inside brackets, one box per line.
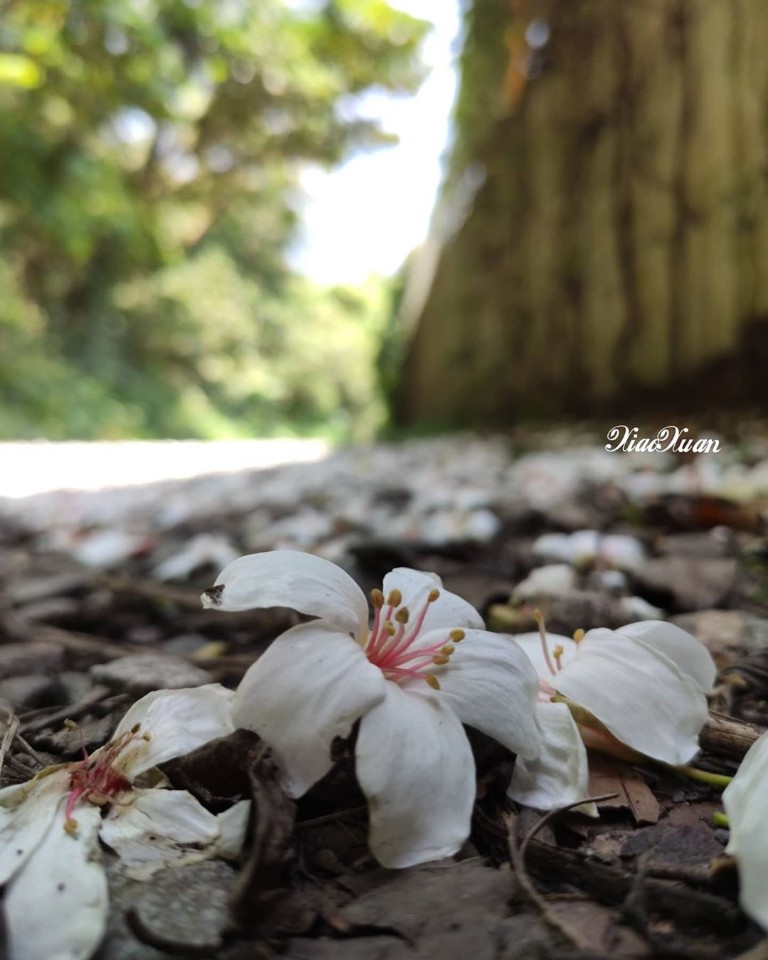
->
[588, 756, 660, 825]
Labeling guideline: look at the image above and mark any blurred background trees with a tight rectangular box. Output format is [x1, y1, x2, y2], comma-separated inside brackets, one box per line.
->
[0, 0, 425, 438]
[396, 0, 768, 427]
[4, 0, 768, 441]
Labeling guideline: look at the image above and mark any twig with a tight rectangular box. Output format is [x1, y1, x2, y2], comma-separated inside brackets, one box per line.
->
[296, 806, 368, 830]
[506, 793, 619, 952]
[700, 712, 764, 760]
[96, 574, 204, 610]
[0, 707, 19, 778]
[20, 687, 125, 734]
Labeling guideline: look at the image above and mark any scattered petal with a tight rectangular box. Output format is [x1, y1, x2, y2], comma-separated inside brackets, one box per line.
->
[99, 788, 219, 869]
[0, 770, 70, 884]
[617, 620, 716, 694]
[201, 550, 368, 636]
[112, 684, 235, 777]
[233, 622, 387, 796]
[382, 568, 484, 633]
[508, 701, 597, 816]
[554, 629, 707, 765]
[723, 732, 768, 931]
[5, 803, 108, 960]
[423, 629, 541, 760]
[355, 683, 475, 869]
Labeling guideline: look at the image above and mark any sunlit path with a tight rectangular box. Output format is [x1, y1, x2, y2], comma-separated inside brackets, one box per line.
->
[0, 439, 332, 498]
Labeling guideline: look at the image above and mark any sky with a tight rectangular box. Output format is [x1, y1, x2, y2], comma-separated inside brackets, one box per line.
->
[287, 0, 462, 285]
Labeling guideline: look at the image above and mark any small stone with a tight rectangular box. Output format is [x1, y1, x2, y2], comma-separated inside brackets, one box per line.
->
[634, 557, 739, 611]
[0, 642, 63, 680]
[0, 674, 59, 708]
[128, 860, 235, 954]
[91, 654, 211, 696]
[160, 633, 211, 656]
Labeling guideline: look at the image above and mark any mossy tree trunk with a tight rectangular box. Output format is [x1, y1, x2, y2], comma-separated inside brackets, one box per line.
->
[396, 0, 768, 426]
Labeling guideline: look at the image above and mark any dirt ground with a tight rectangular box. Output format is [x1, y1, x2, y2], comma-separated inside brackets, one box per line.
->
[1, 432, 767, 959]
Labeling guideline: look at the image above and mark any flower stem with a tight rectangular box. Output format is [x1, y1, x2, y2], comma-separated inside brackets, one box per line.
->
[676, 765, 733, 788]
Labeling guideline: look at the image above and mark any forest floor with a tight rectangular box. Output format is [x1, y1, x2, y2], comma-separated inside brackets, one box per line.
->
[1, 430, 768, 960]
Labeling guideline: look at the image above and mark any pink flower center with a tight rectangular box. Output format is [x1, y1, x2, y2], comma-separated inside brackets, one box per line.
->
[63, 724, 149, 834]
[363, 586, 464, 690]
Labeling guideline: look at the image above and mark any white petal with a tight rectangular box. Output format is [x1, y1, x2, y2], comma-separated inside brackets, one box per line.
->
[508, 701, 597, 816]
[512, 631, 578, 680]
[201, 550, 368, 636]
[382, 568, 484, 632]
[616, 621, 716, 693]
[555, 630, 707, 764]
[724, 733, 768, 930]
[111, 683, 235, 777]
[0, 769, 70, 885]
[5, 803, 108, 960]
[215, 800, 251, 860]
[723, 731, 768, 850]
[99, 788, 219, 868]
[420, 629, 541, 760]
[233, 622, 387, 796]
[355, 683, 476, 869]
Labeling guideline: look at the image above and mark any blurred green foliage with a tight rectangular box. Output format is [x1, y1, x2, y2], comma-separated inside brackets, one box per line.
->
[0, 0, 427, 439]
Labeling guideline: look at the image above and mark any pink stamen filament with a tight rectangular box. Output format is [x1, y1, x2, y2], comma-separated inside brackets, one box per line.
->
[364, 587, 448, 684]
[365, 604, 396, 661]
[63, 727, 145, 830]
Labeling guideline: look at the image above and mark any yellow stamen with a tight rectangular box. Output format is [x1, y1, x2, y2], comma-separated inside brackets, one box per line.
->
[440, 645, 455, 657]
[552, 643, 564, 670]
[384, 621, 396, 636]
[449, 629, 465, 642]
[387, 589, 402, 607]
[64, 818, 78, 836]
[573, 628, 585, 644]
[427, 588, 440, 602]
[432, 655, 450, 665]
[371, 589, 385, 608]
[425, 674, 441, 690]
[395, 607, 410, 624]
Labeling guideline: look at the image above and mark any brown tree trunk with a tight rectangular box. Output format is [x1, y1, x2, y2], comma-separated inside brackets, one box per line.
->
[396, 0, 768, 426]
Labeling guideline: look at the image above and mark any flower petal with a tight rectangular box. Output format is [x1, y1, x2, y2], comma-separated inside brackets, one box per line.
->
[233, 622, 387, 796]
[417, 629, 541, 760]
[5, 803, 108, 960]
[723, 732, 768, 930]
[616, 621, 716, 694]
[215, 800, 251, 860]
[507, 701, 597, 816]
[201, 550, 368, 636]
[0, 769, 70, 885]
[382, 568, 484, 632]
[511, 630, 577, 681]
[112, 684, 235, 778]
[355, 683, 475, 869]
[99, 788, 219, 868]
[722, 730, 768, 850]
[555, 630, 707, 764]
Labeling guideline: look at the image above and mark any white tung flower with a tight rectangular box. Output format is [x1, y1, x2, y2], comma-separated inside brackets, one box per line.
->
[508, 620, 716, 814]
[0, 684, 249, 960]
[202, 550, 542, 869]
[722, 730, 768, 931]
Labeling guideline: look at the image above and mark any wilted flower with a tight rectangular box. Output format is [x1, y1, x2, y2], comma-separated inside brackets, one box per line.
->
[722, 730, 768, 931]
[508, 619, 715, 813]
[202, 550, 541, 868]
[0, 685, 248, 960]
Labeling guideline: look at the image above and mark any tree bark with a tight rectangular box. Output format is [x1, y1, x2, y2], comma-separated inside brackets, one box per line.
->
[396, 0, 768, 426]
